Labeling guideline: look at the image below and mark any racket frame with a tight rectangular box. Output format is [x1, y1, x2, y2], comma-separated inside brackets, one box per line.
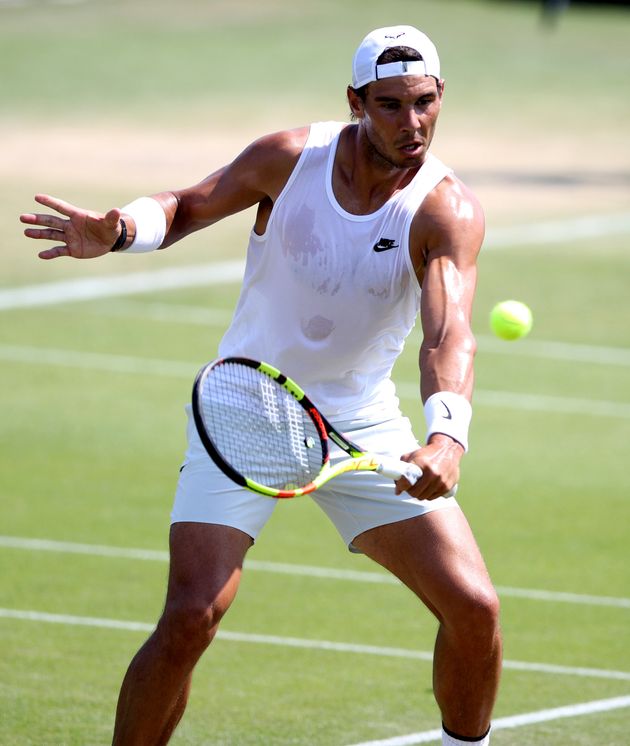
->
[192, 357, 400, 498]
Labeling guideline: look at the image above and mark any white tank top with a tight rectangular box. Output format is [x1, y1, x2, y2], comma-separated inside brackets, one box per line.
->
[219, 121, 453, 420]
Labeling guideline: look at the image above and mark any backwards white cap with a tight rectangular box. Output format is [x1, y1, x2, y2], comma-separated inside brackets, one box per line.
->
[351, 25, 440, 89]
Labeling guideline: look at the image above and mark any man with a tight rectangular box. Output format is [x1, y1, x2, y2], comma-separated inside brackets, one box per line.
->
[21, 25, 502, 746]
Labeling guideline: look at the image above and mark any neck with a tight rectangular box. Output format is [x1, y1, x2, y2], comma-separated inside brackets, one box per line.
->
[333, 125, 421, 215]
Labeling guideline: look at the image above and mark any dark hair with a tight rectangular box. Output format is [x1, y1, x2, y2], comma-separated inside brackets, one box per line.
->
[351, 46, 424, 103]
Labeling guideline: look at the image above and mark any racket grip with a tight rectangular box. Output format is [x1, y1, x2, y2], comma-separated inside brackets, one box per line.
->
[377, 457, 458, 497]
[377, 457, 423, 484]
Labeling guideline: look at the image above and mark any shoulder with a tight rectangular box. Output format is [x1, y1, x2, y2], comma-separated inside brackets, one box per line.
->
[411, 172, 485, 263]
[231, 126, 310, 201]
[237, 126, 312, 176]
[243, 122, 347, 163]
[419, 173, 485, 241]
[247, 126, 310, 158]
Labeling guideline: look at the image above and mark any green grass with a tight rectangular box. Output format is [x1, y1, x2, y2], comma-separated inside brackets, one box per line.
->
[2, 0, 630, 131]
[1, 0, 630, 744]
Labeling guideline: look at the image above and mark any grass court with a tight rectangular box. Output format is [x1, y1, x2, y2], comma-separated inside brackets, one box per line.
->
[1, 0, 629, 743]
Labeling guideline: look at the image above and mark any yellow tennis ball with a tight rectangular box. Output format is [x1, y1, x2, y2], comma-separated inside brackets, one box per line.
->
[490, 300, 533, 340]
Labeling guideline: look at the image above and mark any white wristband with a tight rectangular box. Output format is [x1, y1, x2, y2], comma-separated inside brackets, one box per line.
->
[424, 391, 472, 452]
[119, 197, 166, 253]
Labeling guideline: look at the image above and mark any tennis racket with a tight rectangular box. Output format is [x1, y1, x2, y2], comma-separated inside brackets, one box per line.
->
[192, 356, 456, 499]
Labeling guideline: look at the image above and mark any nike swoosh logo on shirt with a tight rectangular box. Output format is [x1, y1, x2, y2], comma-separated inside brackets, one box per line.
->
[373, 238, 399, 253]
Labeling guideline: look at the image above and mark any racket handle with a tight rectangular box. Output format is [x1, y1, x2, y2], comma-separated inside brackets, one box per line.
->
[377, 457, 458, 498]
[378, 457, 423, 484]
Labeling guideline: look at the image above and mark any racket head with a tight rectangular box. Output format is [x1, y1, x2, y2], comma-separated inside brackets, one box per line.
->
[192, 357, 329, 497]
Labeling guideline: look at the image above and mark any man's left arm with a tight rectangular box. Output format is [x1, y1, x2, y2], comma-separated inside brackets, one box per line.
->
[400, 175, 484, 500]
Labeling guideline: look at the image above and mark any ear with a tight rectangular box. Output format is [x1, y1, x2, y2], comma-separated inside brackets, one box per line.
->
[437, 78, 446, 99]
[346, 86, 365, 120]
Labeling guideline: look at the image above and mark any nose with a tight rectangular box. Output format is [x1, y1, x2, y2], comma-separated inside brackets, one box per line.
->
[399, 105, 422, 132]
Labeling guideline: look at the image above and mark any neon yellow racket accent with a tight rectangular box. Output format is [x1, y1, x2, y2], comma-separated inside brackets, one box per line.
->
[192, 357, 456, 499]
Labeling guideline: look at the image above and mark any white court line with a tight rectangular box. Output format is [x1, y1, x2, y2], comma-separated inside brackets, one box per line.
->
[87, 300, 234, 326]
[476, 334, 630, 368]
[2, 211, 630, 312]
[400, 382, 630, 420]
[0, 260, 245, 311]
[1, 343, 630, 419]
[2, 535, 630, 610]
[3, 605, 630, 741]
[71, 300, 630, 368]
[483, 212, 630, 250]
[40, 296, 630, 369]
[0, 343, 195, 378]
[1, 607, 629, 683]
[346, 695, 630, 746]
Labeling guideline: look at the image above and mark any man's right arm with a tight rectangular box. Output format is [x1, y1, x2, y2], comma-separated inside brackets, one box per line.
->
[21, 127, 309, 260]
[157, 126, 308, 248]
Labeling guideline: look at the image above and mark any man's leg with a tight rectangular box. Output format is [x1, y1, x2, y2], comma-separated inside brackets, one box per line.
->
[352, 506, 502, 740]
[112, 521, 253, 746]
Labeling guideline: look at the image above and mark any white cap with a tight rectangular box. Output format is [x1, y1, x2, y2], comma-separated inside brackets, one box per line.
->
[351, 25, 440, 89]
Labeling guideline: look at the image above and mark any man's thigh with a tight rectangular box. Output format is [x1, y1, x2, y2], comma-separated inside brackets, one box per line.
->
[311, 415, 457, 551]
[166, 522, 254, 611]
[352, 506, 495, 620]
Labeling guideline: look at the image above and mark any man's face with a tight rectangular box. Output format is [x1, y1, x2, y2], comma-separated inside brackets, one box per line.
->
[351, 75, 444, 169]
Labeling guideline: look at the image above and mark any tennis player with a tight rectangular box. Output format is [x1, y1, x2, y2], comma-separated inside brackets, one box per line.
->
[21, 25, 502, 746]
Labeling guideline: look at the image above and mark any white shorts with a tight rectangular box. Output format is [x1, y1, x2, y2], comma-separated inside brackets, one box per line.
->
[171, 405, 458, 551]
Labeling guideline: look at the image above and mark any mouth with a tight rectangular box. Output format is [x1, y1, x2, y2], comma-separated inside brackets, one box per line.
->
[397, 141, 424, 156]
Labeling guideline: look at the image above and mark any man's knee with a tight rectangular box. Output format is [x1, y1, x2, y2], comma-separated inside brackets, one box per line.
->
[468, 584, 501, 632]
[157, 597, 228, 657]
[444, 582, 501, 642]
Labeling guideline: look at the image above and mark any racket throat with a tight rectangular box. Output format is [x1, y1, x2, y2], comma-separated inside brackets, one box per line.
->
[327, 430, 363, 458]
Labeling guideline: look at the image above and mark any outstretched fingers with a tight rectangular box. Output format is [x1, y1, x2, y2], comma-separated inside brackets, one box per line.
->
[22, 227, 66, 242]
[20, 196, 72, 236]
[21, 194, 124, 259]
[20, 206, 68, 248]
[38, 245, 72, 261]
[33, 193, 80, 218]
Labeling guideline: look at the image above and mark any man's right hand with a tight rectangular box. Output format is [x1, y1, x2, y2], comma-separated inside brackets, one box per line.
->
[20, 193, 123, 260]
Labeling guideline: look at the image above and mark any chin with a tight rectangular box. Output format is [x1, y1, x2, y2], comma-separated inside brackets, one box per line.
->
[396, 152, 426, 168]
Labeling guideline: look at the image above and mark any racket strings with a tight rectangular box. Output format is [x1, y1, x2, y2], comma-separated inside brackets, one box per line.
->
[199, 362, 324, 490]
